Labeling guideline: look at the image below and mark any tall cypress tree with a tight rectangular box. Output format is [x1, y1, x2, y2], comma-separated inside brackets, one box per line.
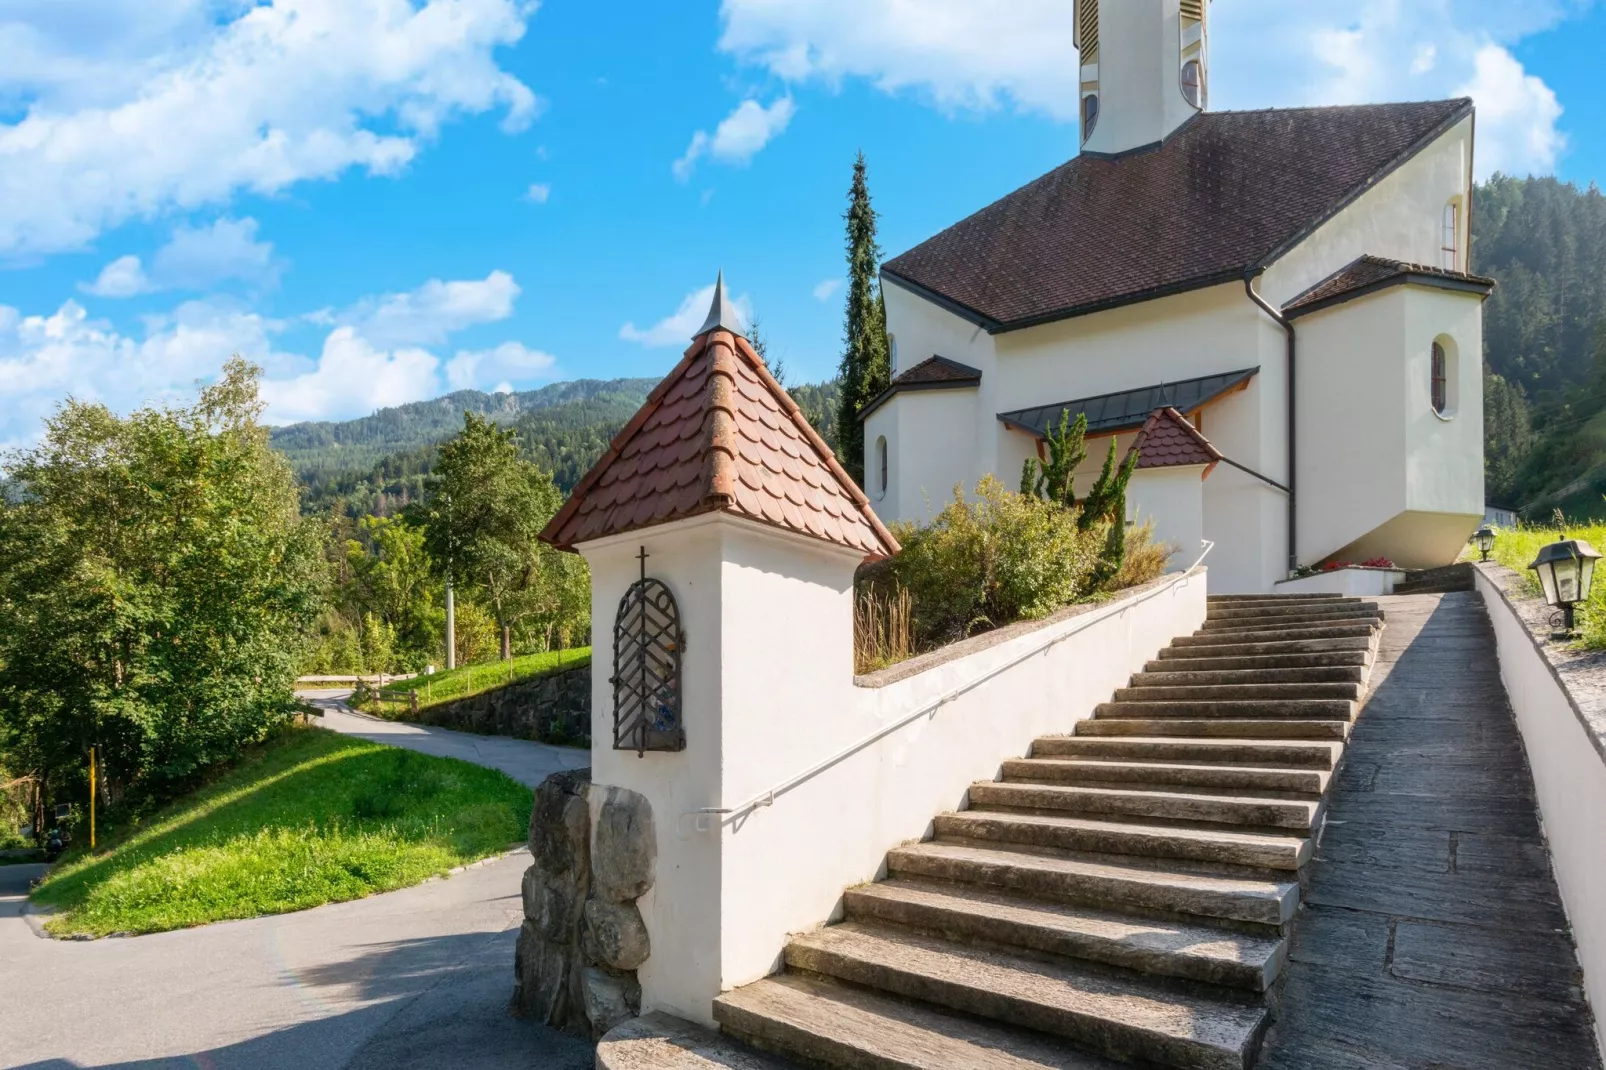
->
[836, 152, 891, 484]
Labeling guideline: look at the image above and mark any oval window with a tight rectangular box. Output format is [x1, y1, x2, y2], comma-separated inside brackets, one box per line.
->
[1181, 60, 1203, 109]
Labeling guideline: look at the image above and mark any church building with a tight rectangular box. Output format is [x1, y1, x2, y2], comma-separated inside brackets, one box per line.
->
[862, 0, 1493, 593]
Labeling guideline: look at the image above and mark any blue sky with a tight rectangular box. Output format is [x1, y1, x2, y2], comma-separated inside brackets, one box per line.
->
[0, 0, 1599, 442]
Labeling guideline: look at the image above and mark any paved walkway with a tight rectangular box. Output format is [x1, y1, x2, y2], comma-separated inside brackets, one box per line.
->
[1260, 592, 1602, 1069]
[1, 694, 595, 1070]
[298, 689, 589, 788]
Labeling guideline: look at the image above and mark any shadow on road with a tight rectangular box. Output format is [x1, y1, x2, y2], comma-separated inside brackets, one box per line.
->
[10, 929, 595, 1070]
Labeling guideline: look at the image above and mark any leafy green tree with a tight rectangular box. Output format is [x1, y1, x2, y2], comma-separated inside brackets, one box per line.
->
[835, 152, 892, 484]
[0, 358, 323, 810]
[1080, 439, 1139, 535]
[421, 414, 587, 661]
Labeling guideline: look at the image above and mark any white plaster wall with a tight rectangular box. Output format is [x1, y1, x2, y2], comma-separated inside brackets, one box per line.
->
[1475, 566, 1606, 1056]
[1274, 568, 1405, 597]
[1296, 289, 1409, 564]
[1403, 287, 1484, 522]
[863, 388, 982, 528]
[1263, 116, 1474, 306]
[1128, 466, 1205, 570]
[1083, 0, 1194, 156]
[581, 519, 729, 1023]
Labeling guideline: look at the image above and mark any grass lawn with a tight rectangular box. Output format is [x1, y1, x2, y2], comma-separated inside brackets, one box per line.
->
[365, 647, 590, 717]
[31, 725, 532, 937]
[1473, 522, 1606, 649]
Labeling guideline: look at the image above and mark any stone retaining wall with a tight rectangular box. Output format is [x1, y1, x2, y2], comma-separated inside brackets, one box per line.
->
[512, 768, 654, 1040]
[406, 662, 590, 746]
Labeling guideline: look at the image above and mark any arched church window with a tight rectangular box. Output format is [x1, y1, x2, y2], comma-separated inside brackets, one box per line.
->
[1441, 202, 1459, 270]
[875, 436, 889, 500]
[1082, 94, 1100, 141]
[1431, 341, 1449, 416]
[1181, 60, 1203, 109]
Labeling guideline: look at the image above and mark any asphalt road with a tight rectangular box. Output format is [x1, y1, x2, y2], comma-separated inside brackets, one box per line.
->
[0, 696, 594, 1070]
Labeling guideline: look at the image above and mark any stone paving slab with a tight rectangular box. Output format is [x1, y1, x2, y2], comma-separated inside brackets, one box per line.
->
[1257, 592, 1602, 1070]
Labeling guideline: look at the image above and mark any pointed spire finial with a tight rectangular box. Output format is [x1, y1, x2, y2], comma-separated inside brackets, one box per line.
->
[695, 271, 746, 339]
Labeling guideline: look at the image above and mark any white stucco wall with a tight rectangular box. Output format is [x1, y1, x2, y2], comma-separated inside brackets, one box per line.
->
[863, 387, 981, 527]
[1263, 115, 1474, 306]
[1274, 568, 1405, 597]
[1128, 466, 1206, 570]
[1083, 0, 1196, 156]
[583, 511, 1207, 1023]
[1295, 283, 1483, 568]
[1475, 566, 1606, 1056]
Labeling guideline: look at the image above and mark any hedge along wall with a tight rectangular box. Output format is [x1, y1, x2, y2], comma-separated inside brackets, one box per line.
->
[405, 663, 591, 747]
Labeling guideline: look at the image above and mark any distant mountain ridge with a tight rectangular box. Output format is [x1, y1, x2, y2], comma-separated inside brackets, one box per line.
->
[271, 377, 659, 476]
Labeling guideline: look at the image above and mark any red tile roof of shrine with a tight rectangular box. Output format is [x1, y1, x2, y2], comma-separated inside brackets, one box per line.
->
[1126, 407, 1223, 474]
[540, 328, 899, 559]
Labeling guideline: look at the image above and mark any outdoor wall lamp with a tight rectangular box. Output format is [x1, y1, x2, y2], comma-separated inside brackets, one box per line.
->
[1472, 525, 1496, 562]
[1529, 538, 1601, 637]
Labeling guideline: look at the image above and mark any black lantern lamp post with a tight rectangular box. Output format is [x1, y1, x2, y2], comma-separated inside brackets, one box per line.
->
[1472, 525, 1496, 562]
[1529, 538, 1602, 637]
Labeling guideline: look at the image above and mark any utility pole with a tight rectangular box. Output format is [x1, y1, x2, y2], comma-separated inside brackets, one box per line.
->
[445, 574, 456, 671]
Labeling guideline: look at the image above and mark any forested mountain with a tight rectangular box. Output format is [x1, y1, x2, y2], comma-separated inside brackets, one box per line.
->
[283, 375, 842, 519]
[1474, 176, 1606, 518]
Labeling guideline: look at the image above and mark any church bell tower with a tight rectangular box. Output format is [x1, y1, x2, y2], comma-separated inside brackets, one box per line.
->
[1075, 0, 1209, 156]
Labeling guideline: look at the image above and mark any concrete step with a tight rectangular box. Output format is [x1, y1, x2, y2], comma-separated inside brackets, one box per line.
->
[1075, 718, 1351, 741]
[1198, 615, 1383, 637]
[1191, 619, 1381, 641]
[1003, 757, 1331, 794]
[1114, 682, 1363, 702]
[783, 923, 1270, 1070]
[1393, 580, 1473, 594]
[968, 782, 1321, 832]
[843, 879, 1288, 992]
[1095, 699, 1356, 721]
[886, 841, 1300, 926]
[1145, 650, 1371, 673]
[1205, 600, 1375, 621]
[937, 809, 1312, 868]
[715, 973, 1124, 1070]
[1031, 736, 1345, 769]
[596, 1013, 803, 1070]
[1207, 593, 1346, 603]
[1131, 666, 1366, 687]
[1207, 600, 1381, 626]
[1160, 635, 1375, 658]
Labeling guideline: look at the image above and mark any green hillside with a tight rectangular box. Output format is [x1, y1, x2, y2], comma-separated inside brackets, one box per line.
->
[282, 375, 843, 519]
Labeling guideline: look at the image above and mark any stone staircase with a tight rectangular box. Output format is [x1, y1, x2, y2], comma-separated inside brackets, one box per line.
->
[710, 594, 1386, 1070]
[1392, 561, 1474, 595]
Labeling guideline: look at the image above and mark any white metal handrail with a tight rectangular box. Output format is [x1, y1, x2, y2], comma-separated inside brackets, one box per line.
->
[684, 542, 1213, 833]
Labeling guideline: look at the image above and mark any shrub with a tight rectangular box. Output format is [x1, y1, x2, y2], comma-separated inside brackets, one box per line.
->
[887, 478, 1102, 646]
[1111, 520, 1172, 590]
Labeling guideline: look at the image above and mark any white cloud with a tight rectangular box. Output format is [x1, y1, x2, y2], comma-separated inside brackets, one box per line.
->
[719, 0, 1582, 177]
[443, 341, 557, 392]
[0, 0, 540, 256]
[1455, 44, 1566, 177]
[84, 255, 151, 298]
[812, 278, 842, 302]
[83, 217, 281, 297]
[525, 182, 552, 203]
[257, 328, 441, 425]
[620, 283, 755, 348]
[324, 270, 520, 348]
[673, 97, 796, 181]
[0, 269, 556, 436]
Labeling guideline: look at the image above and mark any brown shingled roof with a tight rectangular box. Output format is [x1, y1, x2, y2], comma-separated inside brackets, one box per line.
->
[1126, 408, 1222, 475]
[860, 355, 983, 420]
[1283, 254, 1496, 318]
[882, 100, 1473, 333]
[540, 329, 898, 559]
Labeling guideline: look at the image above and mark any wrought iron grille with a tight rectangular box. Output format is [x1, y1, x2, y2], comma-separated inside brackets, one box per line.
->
[611, 548, 685, 755]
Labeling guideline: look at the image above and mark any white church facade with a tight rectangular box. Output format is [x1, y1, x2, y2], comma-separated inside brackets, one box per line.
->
[861, 0, 1493, 594]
